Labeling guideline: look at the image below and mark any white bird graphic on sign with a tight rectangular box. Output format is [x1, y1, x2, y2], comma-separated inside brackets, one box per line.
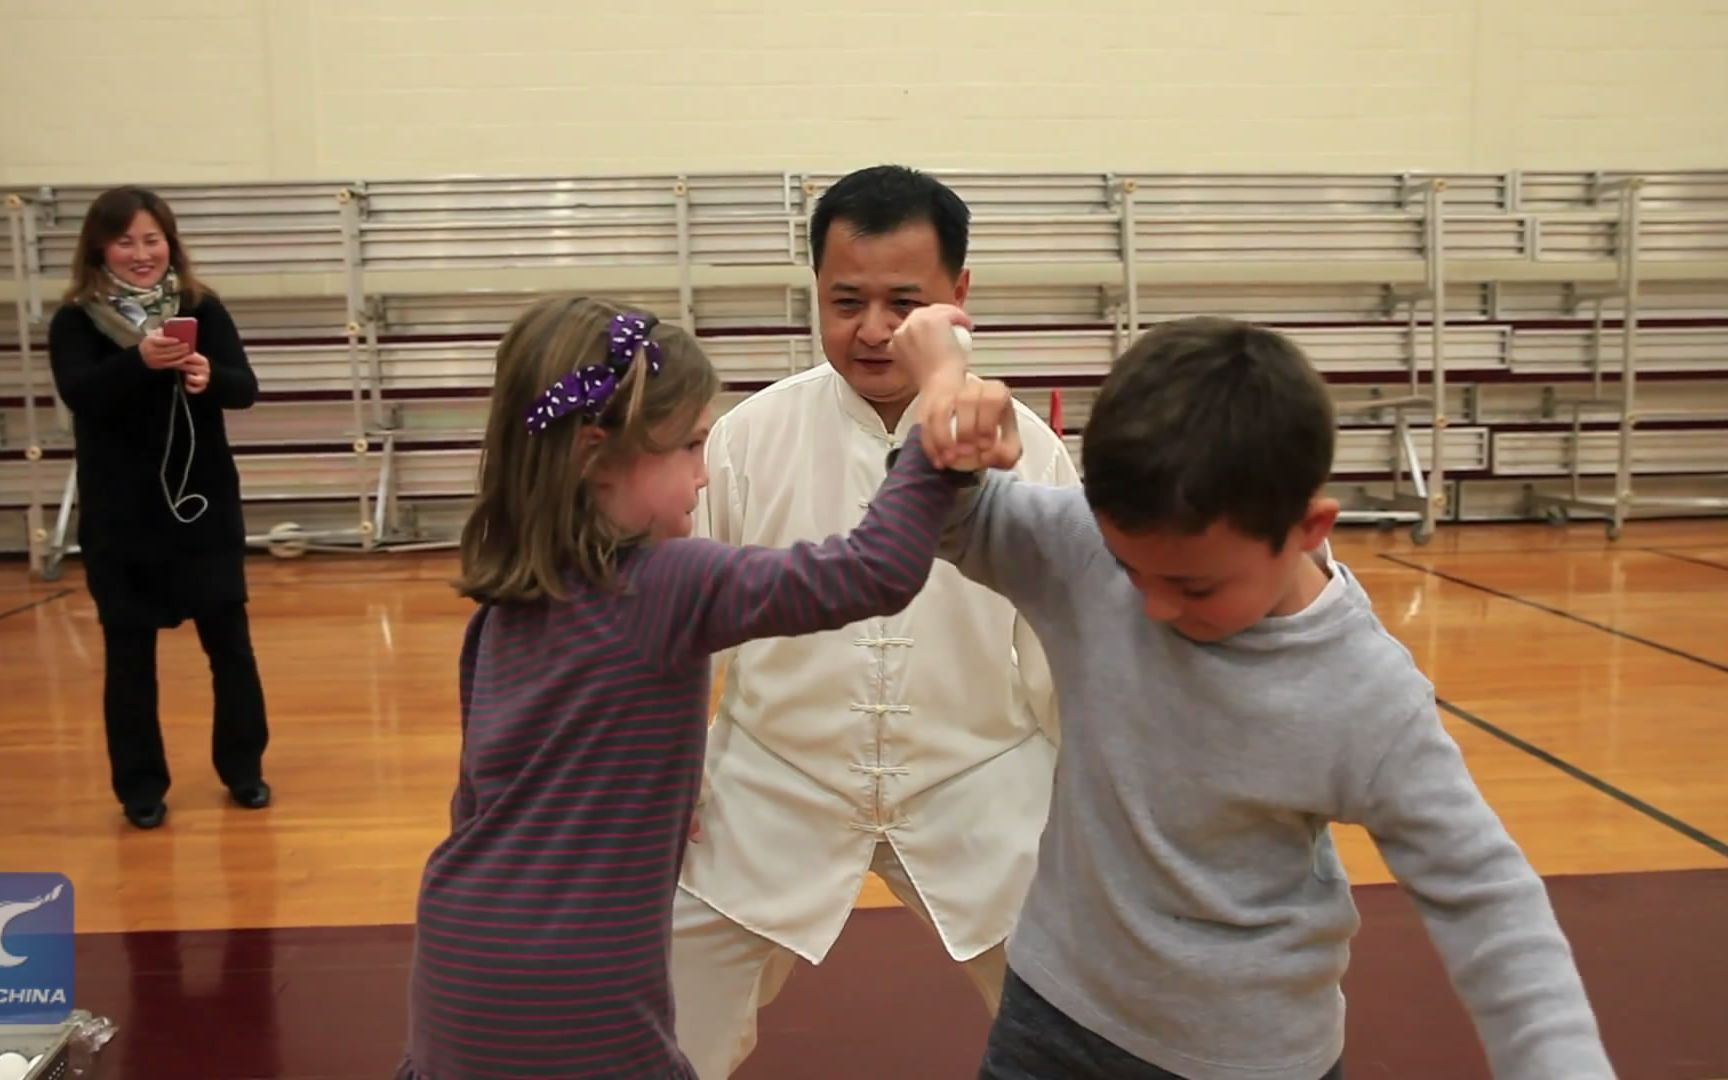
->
[0, 885, 65, 968]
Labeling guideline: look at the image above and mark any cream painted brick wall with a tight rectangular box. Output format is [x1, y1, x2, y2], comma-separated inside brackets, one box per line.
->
[1, 0, 1724, 183]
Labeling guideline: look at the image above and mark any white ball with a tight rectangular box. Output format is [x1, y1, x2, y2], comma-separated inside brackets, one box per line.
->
[0, 1051, 30, 1080]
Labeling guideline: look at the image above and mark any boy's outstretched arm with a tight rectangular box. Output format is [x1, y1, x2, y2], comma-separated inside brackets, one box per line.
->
[936, 470, 1101, 616]
[889, 305, 1106, 614]
[1354, 704, 1615, 1078]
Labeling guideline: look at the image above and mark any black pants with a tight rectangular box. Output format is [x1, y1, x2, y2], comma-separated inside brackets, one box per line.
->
[102, 602, 268, 807]
[979, 968, 1344, 1080]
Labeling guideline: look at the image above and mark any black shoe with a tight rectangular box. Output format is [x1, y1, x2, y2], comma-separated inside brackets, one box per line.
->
[229, 781, 271, 810]
[124, 802, 167, 829]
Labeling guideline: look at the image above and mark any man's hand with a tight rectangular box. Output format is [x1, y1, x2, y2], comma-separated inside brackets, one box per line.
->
[689, 769, 712, 843]
[889, 304, 1019, 470]
[888, 303, 973, 391]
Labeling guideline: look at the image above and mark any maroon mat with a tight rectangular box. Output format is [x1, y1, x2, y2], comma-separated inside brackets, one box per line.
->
[65, 868, 1727, 1079]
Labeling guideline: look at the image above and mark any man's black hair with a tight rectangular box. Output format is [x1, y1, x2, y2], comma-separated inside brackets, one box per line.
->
[810, 165, 969, 278]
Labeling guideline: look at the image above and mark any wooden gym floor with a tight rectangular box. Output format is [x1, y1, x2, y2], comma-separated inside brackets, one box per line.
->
[2, 519, 1725, 1078]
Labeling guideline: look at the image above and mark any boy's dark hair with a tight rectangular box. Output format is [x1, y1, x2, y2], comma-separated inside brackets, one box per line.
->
[1081, 317, 1335, 551]
[810, 165, 970, 279]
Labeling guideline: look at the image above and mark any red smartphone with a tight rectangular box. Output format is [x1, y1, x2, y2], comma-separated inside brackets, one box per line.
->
[162, 316, 198, 349]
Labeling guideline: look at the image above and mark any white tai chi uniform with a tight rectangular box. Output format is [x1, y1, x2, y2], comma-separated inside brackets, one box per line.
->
[671, 363, 1079, 1078]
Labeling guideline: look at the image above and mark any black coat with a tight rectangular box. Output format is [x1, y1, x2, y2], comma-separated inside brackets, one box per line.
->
[49, 294, 259, 626]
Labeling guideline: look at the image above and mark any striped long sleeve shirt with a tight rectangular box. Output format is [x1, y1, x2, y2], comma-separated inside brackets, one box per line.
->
[402, 433, 966, 1079]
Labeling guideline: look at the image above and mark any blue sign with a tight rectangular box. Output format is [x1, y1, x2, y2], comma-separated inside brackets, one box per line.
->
[0, 873, 73, 1024]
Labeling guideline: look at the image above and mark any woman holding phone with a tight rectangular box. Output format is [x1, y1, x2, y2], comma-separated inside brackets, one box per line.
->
[49, 185, 271, 830]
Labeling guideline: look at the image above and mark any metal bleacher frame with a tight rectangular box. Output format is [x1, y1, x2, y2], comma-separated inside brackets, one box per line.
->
[1330, 177, 1449, 543]
[3, 169, 1727, 579]
[1523, 177, 1728, 537]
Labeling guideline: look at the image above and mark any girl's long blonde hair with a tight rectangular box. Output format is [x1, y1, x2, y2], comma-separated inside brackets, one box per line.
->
[455, 296, 718, 604]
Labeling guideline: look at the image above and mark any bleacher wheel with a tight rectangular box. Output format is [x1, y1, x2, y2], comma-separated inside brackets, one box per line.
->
[267, 523, 309, 559]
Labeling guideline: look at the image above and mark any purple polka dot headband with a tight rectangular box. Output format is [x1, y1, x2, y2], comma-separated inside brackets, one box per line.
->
[525, 312, 664, 434]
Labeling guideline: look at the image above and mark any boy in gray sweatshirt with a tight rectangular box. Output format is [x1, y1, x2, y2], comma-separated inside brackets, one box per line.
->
[892, 310, 1613, 1080]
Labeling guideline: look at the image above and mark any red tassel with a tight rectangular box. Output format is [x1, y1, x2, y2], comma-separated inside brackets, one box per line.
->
[1049, 388, 1064, 434]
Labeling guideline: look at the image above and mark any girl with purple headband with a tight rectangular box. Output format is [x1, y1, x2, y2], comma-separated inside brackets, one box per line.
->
[398, 295, 1018, 1079]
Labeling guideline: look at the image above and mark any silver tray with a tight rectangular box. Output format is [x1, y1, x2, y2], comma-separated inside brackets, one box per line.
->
[0, 1023, 74, 1080]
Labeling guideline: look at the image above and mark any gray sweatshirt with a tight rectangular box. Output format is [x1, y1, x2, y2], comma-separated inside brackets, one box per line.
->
[941, 471, 1614, 1080]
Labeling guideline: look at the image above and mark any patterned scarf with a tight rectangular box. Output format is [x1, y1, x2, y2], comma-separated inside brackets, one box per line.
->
[82, 267, 182, 348]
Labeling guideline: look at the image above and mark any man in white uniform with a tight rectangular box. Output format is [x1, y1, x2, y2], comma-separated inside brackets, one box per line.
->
[671, 165, 1080, 1078]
